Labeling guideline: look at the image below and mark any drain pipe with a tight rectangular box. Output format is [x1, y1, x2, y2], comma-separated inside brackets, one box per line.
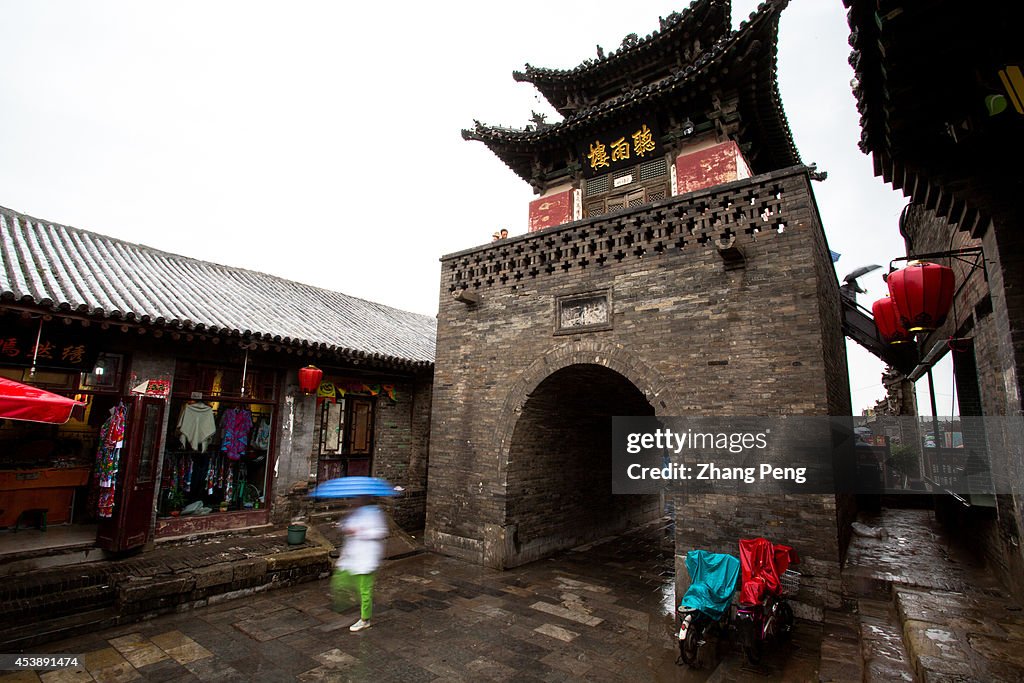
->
[926, 368, 941, 446]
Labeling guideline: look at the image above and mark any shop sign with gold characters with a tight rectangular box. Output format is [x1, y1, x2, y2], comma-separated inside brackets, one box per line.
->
[0, 328, 98, 372]
[578, 118, 662, 178]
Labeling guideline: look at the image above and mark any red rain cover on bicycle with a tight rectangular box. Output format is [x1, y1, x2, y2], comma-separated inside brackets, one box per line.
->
[739, 538, 799, 606]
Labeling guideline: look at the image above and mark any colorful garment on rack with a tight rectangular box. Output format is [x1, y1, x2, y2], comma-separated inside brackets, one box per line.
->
[102, 403, 126, 449]
[225, 464, 234, 501]
[219, 407, 253, 461]
[95, 402, 128, 518]
[206, 453, 218, 495]
[252, 418, 271, 451]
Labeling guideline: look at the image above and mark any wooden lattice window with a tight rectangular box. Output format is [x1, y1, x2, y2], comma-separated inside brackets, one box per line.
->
[583, 157, 669, 217]
[318, 396, 375, 456]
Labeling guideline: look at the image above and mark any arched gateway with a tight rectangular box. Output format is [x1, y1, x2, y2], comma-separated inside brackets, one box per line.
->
[492, 345, 672, 568]
[426, 0, 853, 614]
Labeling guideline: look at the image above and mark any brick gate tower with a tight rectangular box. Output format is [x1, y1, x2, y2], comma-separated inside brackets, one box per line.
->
[427, 0, 852, 615]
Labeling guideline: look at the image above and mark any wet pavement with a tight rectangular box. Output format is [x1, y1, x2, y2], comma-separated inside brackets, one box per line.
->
[842, 508, 1024, 682]
[0, 517, 828, 682]
[3, 508, 1023, 681]
[1, 518, 717, 682]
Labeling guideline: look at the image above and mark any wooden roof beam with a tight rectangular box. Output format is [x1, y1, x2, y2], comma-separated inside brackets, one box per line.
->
[948, 197, 967, 229]
[922, 180, 938, 211]
[971, 215, 992, 239]
[890, 160, 904, 190]
[934, 186, 952, 219]
[958, 206, 979, 234]
[908, 172, 922, 202]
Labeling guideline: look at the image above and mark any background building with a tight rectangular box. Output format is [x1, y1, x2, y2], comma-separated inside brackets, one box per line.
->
[0, 204, 434, 559]
[844, 0, 1024, 597]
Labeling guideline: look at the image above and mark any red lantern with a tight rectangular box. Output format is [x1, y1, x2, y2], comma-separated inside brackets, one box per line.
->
[887, 261, 955, 332]
[871, 296, 912, 344]
[298, 365, 323, 395]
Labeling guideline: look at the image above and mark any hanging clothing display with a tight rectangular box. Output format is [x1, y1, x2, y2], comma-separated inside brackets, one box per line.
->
[219, 407, 253, 461]
[224, 464, 234, 501]
[252, 417, 271, 451]
[177, 402, 217, 452]
[94, 401, 128, 519]
[206, 453, 219, 495]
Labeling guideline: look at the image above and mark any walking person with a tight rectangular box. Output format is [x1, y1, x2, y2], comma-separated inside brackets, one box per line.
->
[332, 495, 388, 632]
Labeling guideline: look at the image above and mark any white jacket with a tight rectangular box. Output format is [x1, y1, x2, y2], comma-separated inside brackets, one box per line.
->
[178, 403, 216, 452]
[337, 505, 388, 575]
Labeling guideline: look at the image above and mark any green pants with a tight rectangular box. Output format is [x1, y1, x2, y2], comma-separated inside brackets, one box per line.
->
[332, 569, 375, 620]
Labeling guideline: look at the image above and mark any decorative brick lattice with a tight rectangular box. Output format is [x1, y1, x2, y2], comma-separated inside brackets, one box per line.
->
[447, 177, 789, 293]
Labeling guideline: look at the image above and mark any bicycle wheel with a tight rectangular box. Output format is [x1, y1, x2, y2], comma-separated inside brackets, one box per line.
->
[740, 619, 762, 665]
[777, 600, 795, 641]
[680, 618, 705, 668]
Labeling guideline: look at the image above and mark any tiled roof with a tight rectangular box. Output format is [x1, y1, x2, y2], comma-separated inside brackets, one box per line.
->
[0, 205, 435, 369]
[842, 0, 1017, 235]
[463, 0, 798, 181]
[512, 0, 731, 116]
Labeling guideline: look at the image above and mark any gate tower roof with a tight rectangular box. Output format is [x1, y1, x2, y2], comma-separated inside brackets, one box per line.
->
[463, 0, 799, 188]
[512, 0, 731, 118]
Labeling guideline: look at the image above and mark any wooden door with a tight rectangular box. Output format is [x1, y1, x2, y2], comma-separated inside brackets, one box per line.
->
[96, 396, 164, 552]
[346, 397, 374, 476]
[348, 398, 373, 455]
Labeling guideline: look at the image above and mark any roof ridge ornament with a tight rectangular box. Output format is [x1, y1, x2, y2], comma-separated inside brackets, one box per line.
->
[529, 111, 550, 130]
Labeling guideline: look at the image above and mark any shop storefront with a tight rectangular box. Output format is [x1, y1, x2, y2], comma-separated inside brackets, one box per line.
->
[1, 202, 435, 566]
[0, 332, 128, 551]
[154, 359, 279, 538]
[0, 316, 286, 552]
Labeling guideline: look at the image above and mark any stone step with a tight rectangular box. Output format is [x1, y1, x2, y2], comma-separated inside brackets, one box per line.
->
[895, 586, 1024, 682]
[0, 606, 121, 651]
[841, 567, 893, 601]
[0, 542, 106, 578]
[0, 563, 119, 603]
[0, 582, 116, 625]
[855, 598, 914, 682]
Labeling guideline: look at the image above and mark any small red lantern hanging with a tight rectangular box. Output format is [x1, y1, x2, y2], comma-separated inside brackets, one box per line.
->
[887, 260, 955, 333]
[298, 365, 323, 395]
[871, 296, 912, 344]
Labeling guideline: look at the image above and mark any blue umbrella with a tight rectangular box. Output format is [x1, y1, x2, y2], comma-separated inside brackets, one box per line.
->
[308, 476, 399, 499]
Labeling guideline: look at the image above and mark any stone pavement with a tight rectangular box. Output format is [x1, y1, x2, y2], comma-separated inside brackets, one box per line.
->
[0, 518, 764, 683]
[838, 507, 1024, 683]
[3, 508, 1022, 681]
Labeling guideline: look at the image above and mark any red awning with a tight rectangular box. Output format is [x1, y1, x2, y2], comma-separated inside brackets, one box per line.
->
[0, 376, 87, 424]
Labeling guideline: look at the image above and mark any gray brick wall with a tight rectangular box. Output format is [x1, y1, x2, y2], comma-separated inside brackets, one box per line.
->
[428, 166, 850, 611]
[373, 373, 433, 530]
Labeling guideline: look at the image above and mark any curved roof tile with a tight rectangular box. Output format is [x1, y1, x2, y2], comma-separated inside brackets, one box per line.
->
[0, 205, 435, 368]
[464, 1, 798, 180]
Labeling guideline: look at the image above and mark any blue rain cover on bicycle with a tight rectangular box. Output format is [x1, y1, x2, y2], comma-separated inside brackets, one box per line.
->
[680, 550, 740, 619]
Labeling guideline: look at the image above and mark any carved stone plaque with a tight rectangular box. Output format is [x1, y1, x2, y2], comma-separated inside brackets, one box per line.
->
[556, 291, 612, 334]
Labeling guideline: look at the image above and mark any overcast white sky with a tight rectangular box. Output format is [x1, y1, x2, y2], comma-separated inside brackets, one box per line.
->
[0, 1, 954, 414]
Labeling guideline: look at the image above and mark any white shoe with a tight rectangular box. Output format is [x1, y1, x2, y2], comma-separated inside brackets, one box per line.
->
[349, 619, 371, 632]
